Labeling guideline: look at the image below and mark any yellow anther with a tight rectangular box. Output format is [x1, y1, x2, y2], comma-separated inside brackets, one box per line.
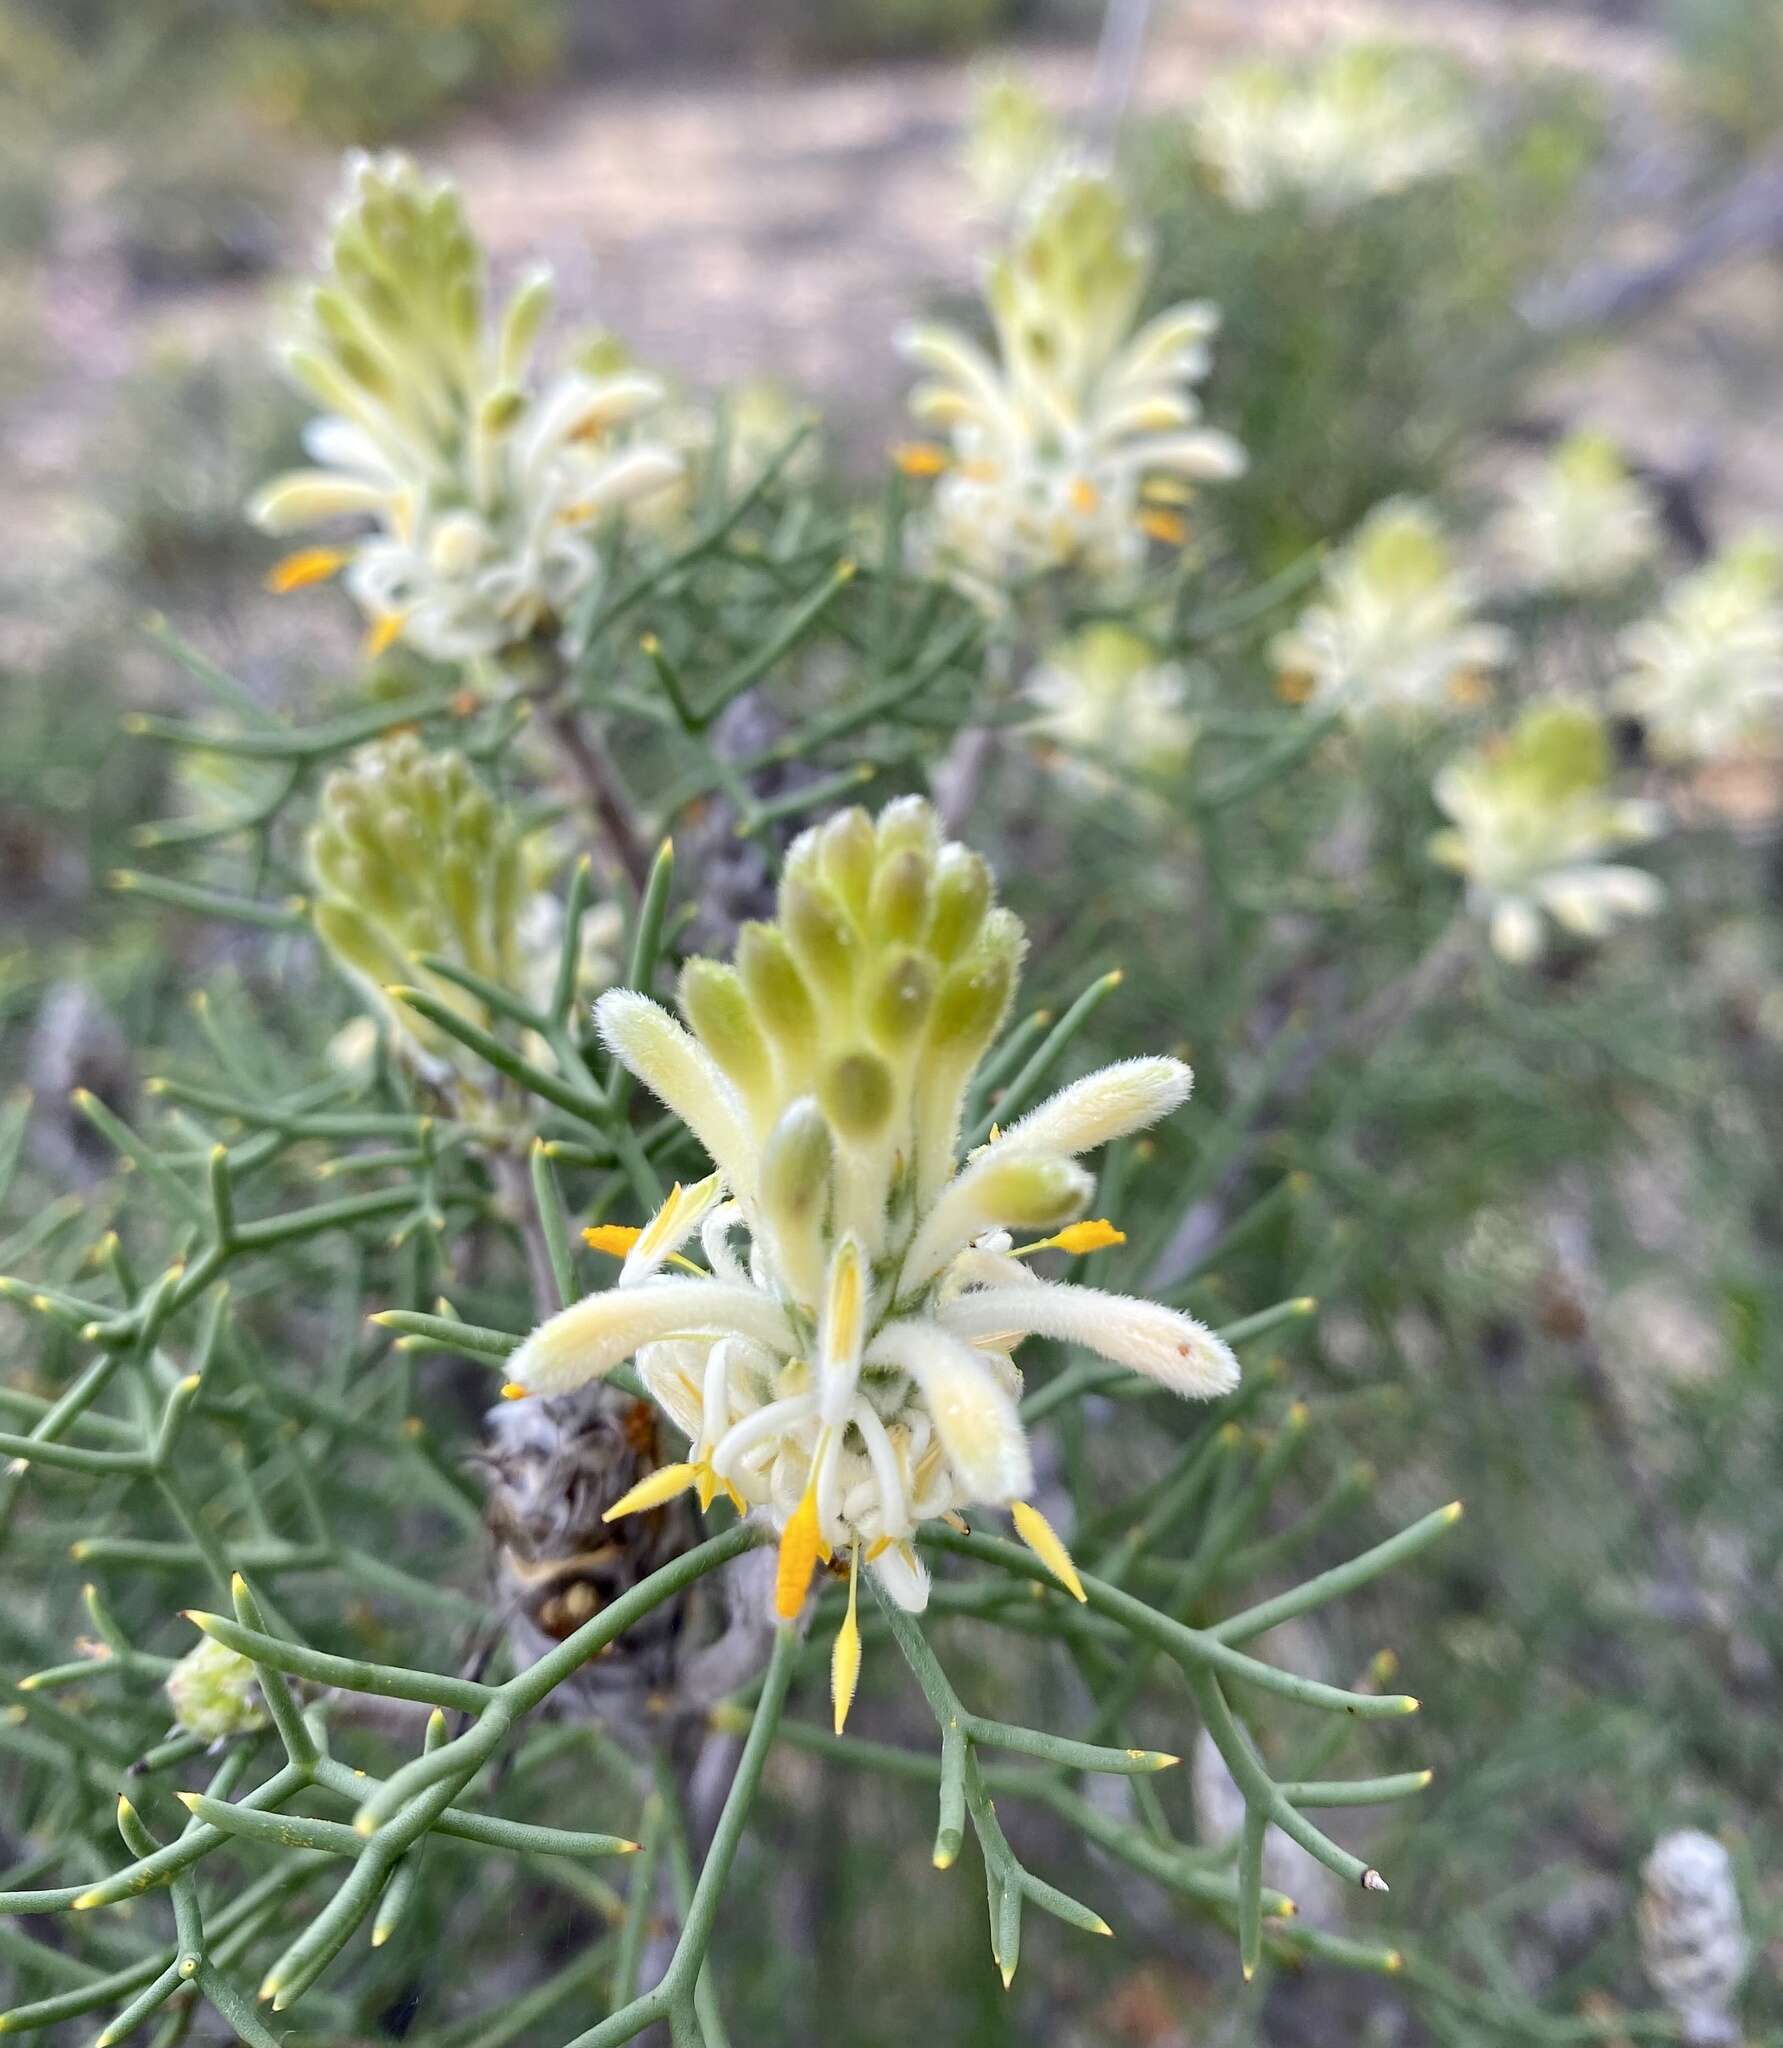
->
[1016, 1218, 1127, 1257]
[892, 441, 950, 478]
[602, 1463, 701, 1523]
[499, 1382, 528, 1401]
[831, 1545, 862, 1736]
[364, 611, 406, 659]
[1137, 506, 1188, 547]
[265, 546, 350, 594]
[1011, 1499, 1086, 1602]
[1069, 477, 1101, 516]
[775, 1482, 823, 1620]
[583, 1224, 643, 1257]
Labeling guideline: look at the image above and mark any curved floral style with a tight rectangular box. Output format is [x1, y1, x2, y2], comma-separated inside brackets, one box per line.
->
[1430, 700, 1664, 963]
[505, 798, 1238, 1720]
[1614, 536, 1783, 763]
[249, 151, 681, 665]
[1273, 497, 1510, 724]
[896, 163, 1245, 602]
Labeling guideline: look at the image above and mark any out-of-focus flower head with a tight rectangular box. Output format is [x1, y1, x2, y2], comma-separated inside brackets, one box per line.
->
[307, 734, 526, 1083]
[1194, 41, 1476, 216]
[1273, 497, 1510, 724]
[963, 66, 1063, 216]
[1495, 431, 1660, 596]
[1638, 1830, 1747, 2048]
[1614, 535, 1783, 764]
[1025, 623, 1195, 793]
[505, 797, 1239, 1721]
[897, 161, 1245, 605]
[167, 1636, 266, 1743]
[250, 152, 681, 667]
[1430, 699, 1663, 963]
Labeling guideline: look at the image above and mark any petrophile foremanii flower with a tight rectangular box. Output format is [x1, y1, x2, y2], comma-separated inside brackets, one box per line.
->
[167, 1636, 266, 1743]
[250, 151, 681, 666]
[896, 163, 1245, 602]
[1430, 699, 1663, 963]
[1273, 497, 1509, 723]
[505, 797, 1238, 1729]
[1494, 431, 1659, 597]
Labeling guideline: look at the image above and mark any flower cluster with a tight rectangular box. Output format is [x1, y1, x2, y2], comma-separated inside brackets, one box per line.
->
[1024, 623, 1195, 794]
[1614, 535, 1783, 763]
[249, 151, 681, 666]
[308, 735, 527, 1083]
[1429, 700, 1663, 962]
[897, 163, 1245, 603]
[166, 1636, 266, 1743]
[506, 797, 1238, 1724]
[1273, 497, 1509, 723]
[962, 66, 1062, 216]
[1495, 431, 1660, 596]
[1194, 41, 1476, 215]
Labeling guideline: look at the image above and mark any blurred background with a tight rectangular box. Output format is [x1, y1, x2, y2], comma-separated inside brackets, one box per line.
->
[3, 0, 1783, 2043]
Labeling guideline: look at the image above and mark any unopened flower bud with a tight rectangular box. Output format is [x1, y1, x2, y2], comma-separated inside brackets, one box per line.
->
[167, 1636, 265, 1743]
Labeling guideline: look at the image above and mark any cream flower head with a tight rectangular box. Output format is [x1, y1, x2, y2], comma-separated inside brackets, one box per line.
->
[897, 162, 1245, 603]
[1273, 497, 1510, 724]
[1613, 536, 1783, 763]
[1025, 624, 1195, 795]
[1430, 699, 1663, 963]
[506, 798, 1238, 1718]
[1495, 432, 1660, 596]
[250, 152, 681, 667]
[1195, 42, 1476, 216]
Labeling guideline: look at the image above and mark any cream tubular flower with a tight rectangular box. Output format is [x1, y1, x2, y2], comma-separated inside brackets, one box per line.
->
[1494, 431, 1660, 596]
[249, 151, 680, 667]
[506, 799, 1240, 1717]
[1430, 699, 1663, 963]
[1195, 42, 1476, 216]
[896, 163, 1244, 601]
[1272, 497, 1510, 724]
[1613, 535, 1783, 764]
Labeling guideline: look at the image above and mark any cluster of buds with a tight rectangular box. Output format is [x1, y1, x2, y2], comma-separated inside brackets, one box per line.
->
[1194, 40, 1476, 216]
[166, 1636, 266, 1744]
[962, 67, 1062, 217]
[1024, 623, 1195, 795]
[897, 163, 1245, 602]
[1273, 497, 1509, 723]
[1429, 699, 1663, 963]
[1615, 534, 1783, 764]
[308, 735, 526, 1083]
[505, 797, 1239, 1729]
[1494, 431, 1660, 597]
[250, 151, 680, 666]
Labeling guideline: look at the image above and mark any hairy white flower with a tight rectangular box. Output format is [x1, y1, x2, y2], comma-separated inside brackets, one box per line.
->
[1496, 432, 1660, 595]
[1025, 624, 1196, 793]
[506, 799, 1238, 1712]
[1638, 1830, 1747, 2047]
[250, 152, 680, 666]
[1273, 497, 1510, 724]
[1195, 42, 1476, 215]
[1614, 536, 1783, 763]
[1430, 700, 1663, 963]
[897, 163, 1244, 603]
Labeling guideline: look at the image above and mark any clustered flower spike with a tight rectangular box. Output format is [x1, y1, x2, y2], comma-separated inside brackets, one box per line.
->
[1194, 41, 1476, 215]
[249, 151, 681, 665]
[308, 735, 525, 1082]
[1025, 623, 1195, 794]
[1273, 497, 1510, 723]
[1429, 700, 1663, 963]
[1614, 535, 1783, 764]
[1638, 1830, 1748, 2048]
[897, 162, 1245, 602]
[506, 797, 1238, 1723]
[1495, 431, 1660, 596]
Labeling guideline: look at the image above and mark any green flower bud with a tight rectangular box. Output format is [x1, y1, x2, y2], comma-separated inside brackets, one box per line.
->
[760, 1099, 835, 1233]
[680, 960, 774, 1102]
[865, 949, 936, 1051]
[166, 1636, 266, 1743]
[970, 1155, 1093, 1230]
[780, 876, 858, 1007]
[737, 923, 820, 1065]
[926, 847, 992, 963]
[820, 1049, 897, 1144]
[817, 807, 876, 921]
[869, 848, 930, 946]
